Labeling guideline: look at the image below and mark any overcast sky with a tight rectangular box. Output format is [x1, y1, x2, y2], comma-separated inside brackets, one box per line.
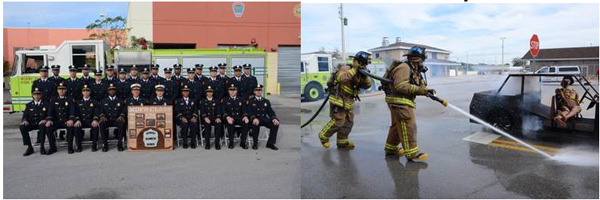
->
[302, 3, 599, 64]
[3, 2, 128, 28]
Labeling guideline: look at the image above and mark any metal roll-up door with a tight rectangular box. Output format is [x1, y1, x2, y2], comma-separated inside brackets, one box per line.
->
[277, 46, 300, 95]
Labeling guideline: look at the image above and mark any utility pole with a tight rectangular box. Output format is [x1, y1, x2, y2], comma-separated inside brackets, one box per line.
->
[339, 3, 347, 64]
[500, 37, 506, 66]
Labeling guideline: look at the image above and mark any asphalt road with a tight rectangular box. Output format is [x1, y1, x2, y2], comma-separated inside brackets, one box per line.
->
[301, 74, 599, 199]
[3, 95, 301, 199]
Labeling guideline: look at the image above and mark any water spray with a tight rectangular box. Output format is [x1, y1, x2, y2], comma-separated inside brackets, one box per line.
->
[428, 94, 553, 159]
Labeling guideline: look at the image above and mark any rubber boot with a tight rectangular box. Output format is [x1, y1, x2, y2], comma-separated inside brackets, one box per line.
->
[385, 148, 405, 156]
[337, 141, 355, 149]
[407, 153, 429, 162]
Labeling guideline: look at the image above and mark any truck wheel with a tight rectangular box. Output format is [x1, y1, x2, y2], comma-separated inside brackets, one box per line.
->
[304, 82, 323, 102]
[486, 110, 520, 133]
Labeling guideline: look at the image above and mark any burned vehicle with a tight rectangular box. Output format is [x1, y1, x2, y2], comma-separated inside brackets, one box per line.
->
[469, 74, 598, 135]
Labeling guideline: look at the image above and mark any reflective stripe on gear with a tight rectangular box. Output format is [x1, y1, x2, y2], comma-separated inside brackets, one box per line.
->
[337, 139, 349, 144]
[385, 143, 399, 151]
[319, 120, 336, 141]
[340, 85, 358, 95]
[395, 81, 421, 94]
[329, 96, 354, 110]
[385, 97, 416, 108]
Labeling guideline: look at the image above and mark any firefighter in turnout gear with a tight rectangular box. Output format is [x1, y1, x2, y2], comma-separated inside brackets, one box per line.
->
[99, 84, 127, 152]
[72, 85, 101, 152]
[65, 65, 83, 100]
[175, 85, 199, 149]
[318, 51, 372, 149]
[383, 46, 433, 161]
[222, 84, 250, 149]
[90, 70, 107, 102]
[45, 83, 75, 155]
[242, 64, 258, 100]
[248, 85, 280, 150]
[19, 88, 49, 156]
[200, 86, 223, 150]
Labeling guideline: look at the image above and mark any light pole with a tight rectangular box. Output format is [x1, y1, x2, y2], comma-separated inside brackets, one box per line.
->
[500, 37, 506, 66]
[339, 3, 347, 64]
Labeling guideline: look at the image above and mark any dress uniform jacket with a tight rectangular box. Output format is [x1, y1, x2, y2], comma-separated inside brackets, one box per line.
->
[181, 79, 203, 102]
[139, 79, 155, 100]
[114, 79, 132, 100]
[32, 78, 56, 102]
[242, 75, 258, 99]
[20, 100, 49, 146]
[205, 77, 224, 100]
[64, 77, 83, 100]
[89, 80, 108, 102]
[160, 78, 180, 103]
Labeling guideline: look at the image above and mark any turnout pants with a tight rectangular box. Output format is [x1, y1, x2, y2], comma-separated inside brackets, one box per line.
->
[226, 118, 249, 145]
[251, 118, 279, 146]
[202, 118, 223, 145]
[385, 104, 419, 158]
[179, 117, 199, 145]
[318, 104, 354, 146]
[99, 119, 126, 145]
[74, 120, 99, 149]
[20, 123, 44, 147]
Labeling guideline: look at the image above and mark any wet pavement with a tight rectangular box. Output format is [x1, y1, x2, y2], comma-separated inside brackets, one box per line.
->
[301, 74, 599, 198]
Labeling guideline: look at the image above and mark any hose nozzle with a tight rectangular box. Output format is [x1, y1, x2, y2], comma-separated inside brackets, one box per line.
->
[425, 93, 448, 107]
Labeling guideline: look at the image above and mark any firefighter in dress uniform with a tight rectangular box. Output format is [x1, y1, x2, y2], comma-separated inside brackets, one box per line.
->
[139, 68, 156, 100]
[32, 66, 56, 103]
[19, 88, 49, 156]
[200, 86, 223, 150]
[242, 64, 258, 100]
[72, 85, 101, 152]
[247, 85, 280, 150]
[115, 68, 132, 100]
[205, 66, 224, 101]
[90, 70, 107, 102]
[222, 84, 250, 149]
[174, 85, 199, 149]
[64, 65, 83, 100]
[99, 83, 127, 152]
[45, 83, 75, 154]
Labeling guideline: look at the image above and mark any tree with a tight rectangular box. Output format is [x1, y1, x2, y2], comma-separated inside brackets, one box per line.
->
[512, 57, 526, 66]
[86, 15, 130, 50]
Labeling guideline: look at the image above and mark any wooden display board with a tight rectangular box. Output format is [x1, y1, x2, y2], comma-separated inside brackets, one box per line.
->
[127, 105, 174, 151]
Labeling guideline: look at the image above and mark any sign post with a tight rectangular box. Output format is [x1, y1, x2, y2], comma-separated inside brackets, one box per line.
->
[530, 34, 540, 70]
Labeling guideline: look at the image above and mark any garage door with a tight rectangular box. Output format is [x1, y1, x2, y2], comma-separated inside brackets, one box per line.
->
[278, 46, 301, 95]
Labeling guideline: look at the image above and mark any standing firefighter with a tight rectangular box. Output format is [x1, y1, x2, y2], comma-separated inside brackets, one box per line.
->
[382, 46, 435, 161]
[318, 51, 372, 149]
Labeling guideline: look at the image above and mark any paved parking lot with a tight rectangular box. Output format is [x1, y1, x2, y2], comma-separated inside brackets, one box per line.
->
[3, 95, 301, 199]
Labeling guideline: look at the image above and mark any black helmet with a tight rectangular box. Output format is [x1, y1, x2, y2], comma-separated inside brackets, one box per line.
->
[404, 46, 427, 60]
[353, 51, 372, 66]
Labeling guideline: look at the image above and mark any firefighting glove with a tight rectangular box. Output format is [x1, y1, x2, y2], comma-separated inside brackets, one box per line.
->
[425, 88, 436, 97]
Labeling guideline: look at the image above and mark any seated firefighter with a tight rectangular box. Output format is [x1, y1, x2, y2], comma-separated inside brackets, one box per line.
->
[554, 77, 581, 127]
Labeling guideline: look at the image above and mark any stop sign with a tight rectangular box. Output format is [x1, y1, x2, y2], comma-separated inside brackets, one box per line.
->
[530, 34, 540, 57]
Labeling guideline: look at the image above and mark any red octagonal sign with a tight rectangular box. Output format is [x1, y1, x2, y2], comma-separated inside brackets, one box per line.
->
[530, 34, 540, 57]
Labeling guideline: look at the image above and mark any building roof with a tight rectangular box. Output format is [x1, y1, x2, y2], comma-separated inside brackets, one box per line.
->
[425, 59, 461, 66]
[369, 41, 451, 54]
[521, 46, 599, 60]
